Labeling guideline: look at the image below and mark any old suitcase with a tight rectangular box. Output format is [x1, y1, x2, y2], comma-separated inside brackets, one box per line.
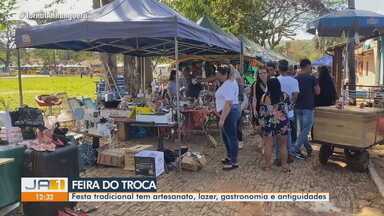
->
[97, 148, 125, 167]
[23, 144, 79, 216]
[0, 145, 25, 208]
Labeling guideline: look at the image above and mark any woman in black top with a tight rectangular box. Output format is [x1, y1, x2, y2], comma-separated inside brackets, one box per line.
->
[251, 67, 268, 125]
[315, 66, 337, 107]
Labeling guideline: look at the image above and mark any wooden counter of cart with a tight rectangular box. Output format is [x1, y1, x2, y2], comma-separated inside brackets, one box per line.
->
[313, 106, 384, 172]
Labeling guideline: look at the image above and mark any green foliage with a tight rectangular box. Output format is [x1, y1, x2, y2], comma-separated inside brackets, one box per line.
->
[275, 40, 323, 62]
[0, 76, 99, 110]
[0, 0, 16, 25]
[164, 0, 344, 49]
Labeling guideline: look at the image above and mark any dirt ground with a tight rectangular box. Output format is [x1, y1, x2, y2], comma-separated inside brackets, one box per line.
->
[72, 134, 384, 216]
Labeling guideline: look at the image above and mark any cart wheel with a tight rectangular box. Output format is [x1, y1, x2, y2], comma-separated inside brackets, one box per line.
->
[344, 149, 369, 172]
[319, 144, 334, 165]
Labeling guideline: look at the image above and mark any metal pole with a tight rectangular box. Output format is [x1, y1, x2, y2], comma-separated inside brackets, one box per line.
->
[348, 0, 355, 9]
[175, 37, 181, 138]
[347, 0, 356, 105]
[143, 57, 146, 96]
[240, 40, 244, 75]
[17, 48, 23, 106]
[175, 37, 182, 171]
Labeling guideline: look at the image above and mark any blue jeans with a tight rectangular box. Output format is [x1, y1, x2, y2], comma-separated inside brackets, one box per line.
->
[274, 118, 295, 159]
[294, 109, 314, 153]
[221, 105, 241, 165]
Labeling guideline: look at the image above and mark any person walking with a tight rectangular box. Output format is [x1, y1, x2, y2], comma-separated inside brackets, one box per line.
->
[294, 59, 320, 158]
[276, 60, 299, 163]
[315, 66, 337, 107]
[215, 65, 240, 170]
[259, 78, 290, 172]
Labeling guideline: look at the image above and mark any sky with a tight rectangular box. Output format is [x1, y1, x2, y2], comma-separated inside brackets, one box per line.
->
[11, 0, 384, 39]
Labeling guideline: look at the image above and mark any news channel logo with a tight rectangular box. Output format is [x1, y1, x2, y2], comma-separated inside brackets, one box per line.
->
[22, 177, 68, 192]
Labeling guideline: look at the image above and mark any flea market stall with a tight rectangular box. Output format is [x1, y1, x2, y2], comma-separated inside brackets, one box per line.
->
[0, 0, 241, 215]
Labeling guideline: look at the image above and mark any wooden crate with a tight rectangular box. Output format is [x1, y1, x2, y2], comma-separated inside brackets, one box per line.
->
[97, 148, 125, 167]
[313, 106, 384, 148]
[124, 145, 153, 171]
[97, 145, 153, 168]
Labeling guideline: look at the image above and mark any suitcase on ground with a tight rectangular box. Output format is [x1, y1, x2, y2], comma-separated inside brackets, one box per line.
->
[23, 144, 79, 216]
[0, 145, 25, 208]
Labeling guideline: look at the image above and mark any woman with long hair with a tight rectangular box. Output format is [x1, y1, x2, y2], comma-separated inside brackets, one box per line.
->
[315, 66, 337, 107]
[259, 78, 290, 172]
[251, 67, 268, 126]
[215, 65, 241, 170]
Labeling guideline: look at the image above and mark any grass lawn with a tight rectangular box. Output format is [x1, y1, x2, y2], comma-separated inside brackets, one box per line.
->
[0, 76, 99, 111]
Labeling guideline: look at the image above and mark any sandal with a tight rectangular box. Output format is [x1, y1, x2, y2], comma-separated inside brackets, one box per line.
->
[282, 167, 291, 173]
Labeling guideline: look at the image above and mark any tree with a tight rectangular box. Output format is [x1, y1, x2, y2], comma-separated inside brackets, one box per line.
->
[164, 0, 345, 49]
[0, 0, 16, 29]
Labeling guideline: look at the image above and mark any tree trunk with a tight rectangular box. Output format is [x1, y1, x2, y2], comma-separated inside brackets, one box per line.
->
[123, 55, 140, 95]
[94, 0, 118, 91]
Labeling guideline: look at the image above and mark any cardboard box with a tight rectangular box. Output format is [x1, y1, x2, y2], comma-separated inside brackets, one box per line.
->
[134, 150, 164, 177]
[97, 148, 125, 167]
[124, 145, 152, 171]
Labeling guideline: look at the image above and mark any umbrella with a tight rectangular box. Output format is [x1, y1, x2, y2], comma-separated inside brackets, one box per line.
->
[313, 55, 333, 66]
[307, 9, 384, 37]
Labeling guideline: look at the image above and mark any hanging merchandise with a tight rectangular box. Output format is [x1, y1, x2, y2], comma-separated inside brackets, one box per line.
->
[10, 107, 44, 128]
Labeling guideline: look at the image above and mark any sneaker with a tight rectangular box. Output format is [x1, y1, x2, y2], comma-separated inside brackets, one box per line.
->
[239, 141, 244, 149]
[294, 151, 306, 160]
[273, 159, 282, 167]
[223, 164, 239, 170]
[221, 158, 230, 164]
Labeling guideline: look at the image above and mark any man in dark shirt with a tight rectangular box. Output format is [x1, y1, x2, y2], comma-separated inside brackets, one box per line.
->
[294, 59, 320, 158]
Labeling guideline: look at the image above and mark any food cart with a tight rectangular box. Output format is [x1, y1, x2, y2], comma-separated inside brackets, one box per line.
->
[313, 106, 384, 171]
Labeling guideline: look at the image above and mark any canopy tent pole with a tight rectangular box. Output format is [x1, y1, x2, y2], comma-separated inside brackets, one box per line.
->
[175, 37, 182, 171]
[175, 37, 181, 136]
[17, 48, 23, 106]
[143, 57, 146, 96]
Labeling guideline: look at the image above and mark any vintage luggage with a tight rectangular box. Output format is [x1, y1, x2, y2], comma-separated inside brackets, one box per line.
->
[10, 107, 44, 128]
[0, 145, 25, 208]
[97, 148, 125, 167]
[23, 144, 79, 216]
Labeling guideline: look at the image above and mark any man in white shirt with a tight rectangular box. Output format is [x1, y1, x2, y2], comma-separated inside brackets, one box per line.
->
[275, 60, 300, 164]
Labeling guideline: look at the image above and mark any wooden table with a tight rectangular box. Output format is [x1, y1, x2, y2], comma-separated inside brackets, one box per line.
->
[111, 117, 177, 150]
